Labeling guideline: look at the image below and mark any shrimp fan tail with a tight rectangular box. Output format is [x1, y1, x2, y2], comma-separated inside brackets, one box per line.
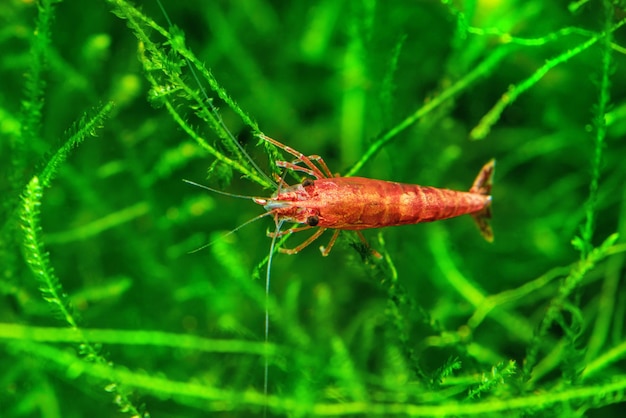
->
[469, 159, 495, 242]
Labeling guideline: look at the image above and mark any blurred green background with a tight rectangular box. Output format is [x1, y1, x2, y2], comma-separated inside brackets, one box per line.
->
[2, 0, 626, 417]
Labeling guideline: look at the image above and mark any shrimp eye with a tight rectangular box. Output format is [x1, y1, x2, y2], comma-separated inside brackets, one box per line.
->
[306, 215, 319, 226]
[302, 178, 314, 187]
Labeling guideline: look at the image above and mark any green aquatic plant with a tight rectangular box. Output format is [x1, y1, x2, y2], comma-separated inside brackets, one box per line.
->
[1, 0, 626, 417]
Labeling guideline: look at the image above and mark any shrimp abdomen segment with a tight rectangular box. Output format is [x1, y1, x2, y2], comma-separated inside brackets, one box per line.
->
[308, 177, 491, 230]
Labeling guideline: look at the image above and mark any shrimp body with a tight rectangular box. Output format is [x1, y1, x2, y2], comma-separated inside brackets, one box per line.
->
[254, 135, 495, 255]
[260, 177, 491, 230]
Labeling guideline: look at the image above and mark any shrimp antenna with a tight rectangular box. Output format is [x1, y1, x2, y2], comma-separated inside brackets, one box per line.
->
[182, 179, 275, 253]
[264, 218, 284, 416]
[186, 211, 274, 254]
[182, 179, 261, 200]
[155, 0, 277, 189]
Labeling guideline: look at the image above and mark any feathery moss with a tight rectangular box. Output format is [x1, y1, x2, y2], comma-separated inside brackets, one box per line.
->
[1, 0, 626, 417]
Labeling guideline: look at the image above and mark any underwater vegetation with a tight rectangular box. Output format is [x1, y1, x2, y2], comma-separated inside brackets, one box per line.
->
[2, 0, 626, 416]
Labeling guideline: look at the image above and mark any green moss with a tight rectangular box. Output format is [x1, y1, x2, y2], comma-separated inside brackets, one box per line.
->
[2, 0, 626, 416]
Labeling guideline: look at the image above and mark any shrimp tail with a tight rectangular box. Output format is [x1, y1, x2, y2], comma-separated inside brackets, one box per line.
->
[469, 159, 495, 242]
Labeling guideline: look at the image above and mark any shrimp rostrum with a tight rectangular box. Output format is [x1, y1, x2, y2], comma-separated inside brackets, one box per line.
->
[254, 135, 495, 256]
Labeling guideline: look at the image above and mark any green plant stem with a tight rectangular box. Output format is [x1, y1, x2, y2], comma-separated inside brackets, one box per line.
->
[578, 1, 614, 258]
[346, 47, 509, 177]
[0, 323, 277, 356]
[11, 340, 626, 417]
[470, 16, 626, 140]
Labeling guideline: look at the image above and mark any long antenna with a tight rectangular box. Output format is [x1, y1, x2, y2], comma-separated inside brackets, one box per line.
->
[182, 179, 261, 200]
[155, 0, 276, 189]
[264, 218, 284, 417]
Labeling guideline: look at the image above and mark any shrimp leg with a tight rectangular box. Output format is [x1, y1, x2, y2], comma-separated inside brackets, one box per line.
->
[278, 227, 328, 254]
[260, 134, 334, 179]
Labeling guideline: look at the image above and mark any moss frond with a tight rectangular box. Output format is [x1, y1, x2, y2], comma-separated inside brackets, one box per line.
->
[20, 176, 75, 326]
[107, 0, 272, 188]
[467, 360, 516, 400]
[433, 356, 462, 386]
[40, 103, 114, 188]
[17, 0, 55, 154]
[19, 175, 144, 417]
[523, 233, 619, 382]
